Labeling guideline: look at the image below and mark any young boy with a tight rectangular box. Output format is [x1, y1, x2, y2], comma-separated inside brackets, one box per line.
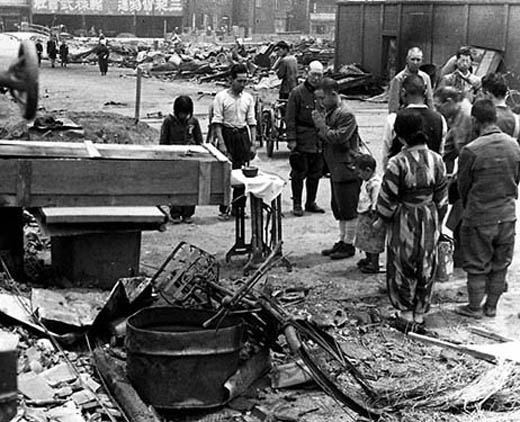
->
[160, 95, 203, 223]
[354, 154, 385, 273]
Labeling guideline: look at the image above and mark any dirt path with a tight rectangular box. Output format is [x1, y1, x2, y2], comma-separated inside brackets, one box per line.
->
[16, 61, 520, 421]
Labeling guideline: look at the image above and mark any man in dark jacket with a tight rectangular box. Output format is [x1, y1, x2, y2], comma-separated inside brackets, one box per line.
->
[46, 36, 57, 68]
[286, 60, 324, 216]
[456, 99, 520, 319]
[312, 78, 361, 259]
[273, 41, 298, 100]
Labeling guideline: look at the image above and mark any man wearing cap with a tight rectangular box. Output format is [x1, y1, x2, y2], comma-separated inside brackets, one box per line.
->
[286, 60, 325, 216]
[388, 47, 434, 113]
[273, 41, 298, 100]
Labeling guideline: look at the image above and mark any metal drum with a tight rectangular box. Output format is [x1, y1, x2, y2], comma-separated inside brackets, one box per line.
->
[126, 306, 243, 409]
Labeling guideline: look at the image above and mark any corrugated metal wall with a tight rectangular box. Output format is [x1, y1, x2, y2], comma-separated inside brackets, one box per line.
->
[335, 1, 520, 87]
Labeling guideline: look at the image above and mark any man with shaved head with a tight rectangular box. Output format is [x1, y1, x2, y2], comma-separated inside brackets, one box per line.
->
[388, 47, 434, 113]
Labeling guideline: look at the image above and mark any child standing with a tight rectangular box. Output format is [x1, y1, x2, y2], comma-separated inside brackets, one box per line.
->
[160, 95, 203, 223]
[354, 154, 385, 273]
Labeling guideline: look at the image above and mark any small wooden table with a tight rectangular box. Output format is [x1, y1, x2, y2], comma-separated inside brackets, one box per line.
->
[35, 206, 168, 289]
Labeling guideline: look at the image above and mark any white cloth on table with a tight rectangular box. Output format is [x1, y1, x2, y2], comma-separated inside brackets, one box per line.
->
[230, 169, 285, 204]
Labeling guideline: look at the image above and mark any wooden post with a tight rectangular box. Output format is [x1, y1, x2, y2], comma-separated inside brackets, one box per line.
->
[134, 67, 142, 123]
[0, 208, 24, 280]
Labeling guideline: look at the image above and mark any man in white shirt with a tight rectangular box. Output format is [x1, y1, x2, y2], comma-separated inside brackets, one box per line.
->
[212, 63, 257, 218]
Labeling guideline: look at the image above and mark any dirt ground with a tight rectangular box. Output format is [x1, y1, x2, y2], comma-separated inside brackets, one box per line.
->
[4, 60, 520, 422]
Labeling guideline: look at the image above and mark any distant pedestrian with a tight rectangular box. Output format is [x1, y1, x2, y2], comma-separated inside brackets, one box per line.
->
[46, 36, 57, 68]
[35, 39, 43, 67]
[59, 41, 69, 67]
[96, 39, 109, 76]
[160, 95, 203, 224]
[354, 154, 385, 273]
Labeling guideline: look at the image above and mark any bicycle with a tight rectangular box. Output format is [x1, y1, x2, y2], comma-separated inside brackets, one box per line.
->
[259, 99, 287, 158]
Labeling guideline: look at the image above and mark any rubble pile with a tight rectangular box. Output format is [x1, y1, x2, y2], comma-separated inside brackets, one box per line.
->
[2, 241, 520, 422]
[62, 37, 381, 95]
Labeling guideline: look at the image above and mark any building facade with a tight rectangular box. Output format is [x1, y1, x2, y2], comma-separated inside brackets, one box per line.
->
[0, 0, 31, 31]
[31, 0, 183, 37]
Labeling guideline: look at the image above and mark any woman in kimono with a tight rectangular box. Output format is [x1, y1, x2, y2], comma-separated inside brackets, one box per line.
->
[374, 109, 448, 330]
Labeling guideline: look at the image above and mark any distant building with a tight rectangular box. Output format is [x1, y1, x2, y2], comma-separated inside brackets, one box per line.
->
[31, 0, 183, 37]
[0, 0, 31, 31]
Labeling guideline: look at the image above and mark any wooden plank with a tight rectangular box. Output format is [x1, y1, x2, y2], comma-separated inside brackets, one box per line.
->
[84, 140, 102, 158]
[408, 333, 496, 363]
[198, 161, 212, 205]
[40, 206, 165, 224]
[203, 143, 228, 163]
[0, 193, 226, 207]
[0, 140, 217, 161]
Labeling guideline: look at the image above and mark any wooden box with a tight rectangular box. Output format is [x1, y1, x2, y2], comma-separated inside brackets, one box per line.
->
[0, 141, 230, 207]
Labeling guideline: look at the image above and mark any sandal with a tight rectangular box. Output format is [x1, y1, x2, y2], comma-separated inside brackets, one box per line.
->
[454, 304, 483, 319]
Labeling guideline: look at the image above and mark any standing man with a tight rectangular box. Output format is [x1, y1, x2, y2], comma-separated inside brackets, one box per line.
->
[456, 99, 520, 319]
[273, 41, 298, 100]
[59, 40, 69, 68]
[382, 74, 447, 168]
[212, 63, 257, 219]
[439, 46, 481, 108]
[481, 73, 520, 140]
[286, 60, 324, 216]
[35, 39, 43, 67]
[312, 78, 361, 259]
[96, 39, 110, 76]
[46, 36, 57, 68]
[388, 47, 434, 113]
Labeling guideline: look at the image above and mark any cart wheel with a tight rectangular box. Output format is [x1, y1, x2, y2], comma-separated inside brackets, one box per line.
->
[9, 40, 39, 120]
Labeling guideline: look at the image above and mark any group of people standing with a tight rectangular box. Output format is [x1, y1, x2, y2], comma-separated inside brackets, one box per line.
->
[35, 37, 68, 68]
[158, 42, 520, 329]
[34, 35, 109, 76]
[383, 45, 520, 328]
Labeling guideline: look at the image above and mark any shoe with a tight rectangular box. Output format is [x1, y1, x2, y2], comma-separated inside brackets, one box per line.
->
[360, 262, 379, 273]
[305, 203, 325, 213]
[322, 241, 344, 256]
[171, 216, 182, 224]
[182, 216, 194, 224]
[293, 204, 304, 217]
[356, 257, 370, 268]
[454, 304, 483, 319]
[483, 305, 496, 317]
[217, 212, 230, 221]
[330, 243, 355, 260]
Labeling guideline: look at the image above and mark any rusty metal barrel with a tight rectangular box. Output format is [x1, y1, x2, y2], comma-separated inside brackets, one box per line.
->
[126, 306, 243, 409]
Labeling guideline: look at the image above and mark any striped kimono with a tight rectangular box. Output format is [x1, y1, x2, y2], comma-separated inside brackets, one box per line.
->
[377, 144, 448, 314]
